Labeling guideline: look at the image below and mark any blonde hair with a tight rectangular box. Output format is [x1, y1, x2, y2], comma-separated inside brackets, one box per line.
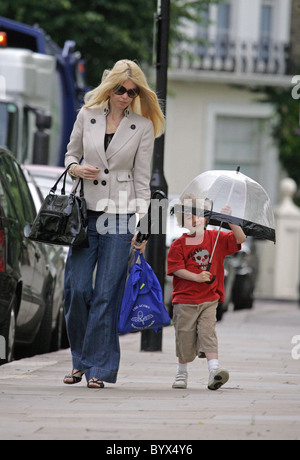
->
[83, 59, 165, 138]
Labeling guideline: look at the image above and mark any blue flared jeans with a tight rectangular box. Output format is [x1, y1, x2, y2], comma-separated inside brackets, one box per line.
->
[64, 213, 133, 383]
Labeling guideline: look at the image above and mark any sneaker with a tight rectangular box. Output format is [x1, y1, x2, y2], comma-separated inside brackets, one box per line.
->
[172, 371, 188, 389]
[208, 368, 229, 391]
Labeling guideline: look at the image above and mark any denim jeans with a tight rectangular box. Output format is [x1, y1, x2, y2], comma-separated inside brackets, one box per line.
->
[64, 213, 133, 383]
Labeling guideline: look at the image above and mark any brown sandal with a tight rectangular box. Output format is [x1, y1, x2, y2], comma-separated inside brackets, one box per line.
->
[87, 378, 105, 389]
[63, 370, 84, 385]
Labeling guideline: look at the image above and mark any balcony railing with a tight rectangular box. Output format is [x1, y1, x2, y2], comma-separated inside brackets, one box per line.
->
[171, 39, 291, 76]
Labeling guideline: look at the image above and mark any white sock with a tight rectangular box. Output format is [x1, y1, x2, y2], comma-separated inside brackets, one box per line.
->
[208, 359, 219, 372]
[178, 362, 187, 373]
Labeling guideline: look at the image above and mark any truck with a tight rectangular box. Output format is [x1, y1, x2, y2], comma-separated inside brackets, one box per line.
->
[0, 16, 88, 166]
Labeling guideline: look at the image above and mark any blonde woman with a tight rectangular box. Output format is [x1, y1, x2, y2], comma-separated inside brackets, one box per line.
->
[63, 60, 165, 388]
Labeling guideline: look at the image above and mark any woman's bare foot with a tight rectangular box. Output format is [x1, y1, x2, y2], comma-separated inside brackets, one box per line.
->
[63, 369, 84, 385]
[87, 378, 105, 389]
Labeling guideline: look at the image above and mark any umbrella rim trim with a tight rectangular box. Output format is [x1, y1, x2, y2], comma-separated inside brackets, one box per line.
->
[208, 212, 276, 243]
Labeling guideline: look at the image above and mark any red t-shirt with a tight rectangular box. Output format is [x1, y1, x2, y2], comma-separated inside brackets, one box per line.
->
[167, 230, 241, 305]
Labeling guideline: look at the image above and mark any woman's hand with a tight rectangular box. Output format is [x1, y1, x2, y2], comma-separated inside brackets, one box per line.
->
[131, 233, 148, 255]
[73, 164, 100, 181]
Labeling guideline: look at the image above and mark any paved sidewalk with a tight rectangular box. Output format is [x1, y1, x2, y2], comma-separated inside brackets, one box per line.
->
[0, 300, 299, 440]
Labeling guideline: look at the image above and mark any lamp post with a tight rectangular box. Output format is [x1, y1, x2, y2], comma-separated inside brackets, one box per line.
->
[141, 0, 170, 352]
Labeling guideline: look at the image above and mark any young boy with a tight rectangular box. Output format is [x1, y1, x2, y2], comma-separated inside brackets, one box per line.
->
[167, 198, 246, 390]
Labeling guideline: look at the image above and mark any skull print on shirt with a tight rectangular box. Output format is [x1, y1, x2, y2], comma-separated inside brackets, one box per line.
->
[192, 248, 210, 270]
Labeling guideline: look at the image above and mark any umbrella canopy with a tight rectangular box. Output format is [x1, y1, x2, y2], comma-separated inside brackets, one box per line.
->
[174, 168, 276, 243]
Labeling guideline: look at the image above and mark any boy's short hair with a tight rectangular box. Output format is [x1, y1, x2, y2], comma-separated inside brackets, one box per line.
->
[174, 194, 211, 228]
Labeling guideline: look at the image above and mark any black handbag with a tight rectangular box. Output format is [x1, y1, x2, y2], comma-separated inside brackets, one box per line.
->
[28, 166, 89, 247]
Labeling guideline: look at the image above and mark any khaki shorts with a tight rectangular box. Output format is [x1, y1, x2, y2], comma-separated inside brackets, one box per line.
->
[173, 300, 219, 362]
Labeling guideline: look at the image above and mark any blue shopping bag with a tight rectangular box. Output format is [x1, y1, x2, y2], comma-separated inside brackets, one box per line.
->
[118, 251, 171, 335]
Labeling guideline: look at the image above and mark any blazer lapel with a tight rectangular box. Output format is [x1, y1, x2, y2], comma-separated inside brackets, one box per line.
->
[87, 109, 109, 168]
[105, 114, 138, 162]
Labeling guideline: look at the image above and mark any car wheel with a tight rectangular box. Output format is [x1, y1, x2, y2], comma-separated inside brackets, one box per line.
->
[232, 275, 254, 310]
[29, 289, 53, 356]
[216, 302, 225, 322]
[50, 303, 64, 352]
[0, 294, 17, 364]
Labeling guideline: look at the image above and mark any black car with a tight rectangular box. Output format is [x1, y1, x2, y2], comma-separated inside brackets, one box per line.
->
[216, 255, 236, 321]
[217, 237, 259, 319]
[231, 237, 259, 310]
[0, 147, 56, 363]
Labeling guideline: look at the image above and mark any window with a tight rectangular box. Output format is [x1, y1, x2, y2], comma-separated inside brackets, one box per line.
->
[259, 2, 274, 61]
[196, 5, 209, 56]
[0, 180, 14, 219]
[0, 155, 35, 224]
[12, 160, 36, 222]
[0, 160, 18, 221]
[214, 116, 264, 181]
[216, 2, 231, 58]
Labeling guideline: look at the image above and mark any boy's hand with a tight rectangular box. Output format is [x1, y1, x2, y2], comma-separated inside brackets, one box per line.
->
[172, 268, 213, 283]
[221, 205, 232, 215]
[221, 204, 247, 244]
[197, 271, 212, 283]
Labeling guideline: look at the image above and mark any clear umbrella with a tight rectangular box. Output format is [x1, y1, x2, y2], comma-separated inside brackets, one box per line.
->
[174, 167, 276, 243]
[172, 167, 276, 284]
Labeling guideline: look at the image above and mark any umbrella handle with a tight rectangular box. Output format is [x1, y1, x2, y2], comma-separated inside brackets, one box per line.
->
[206, 275, 216, 285]
[205, 262, 216, 285]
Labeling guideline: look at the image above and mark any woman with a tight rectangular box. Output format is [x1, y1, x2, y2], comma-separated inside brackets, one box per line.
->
[63, 60, 165, 388]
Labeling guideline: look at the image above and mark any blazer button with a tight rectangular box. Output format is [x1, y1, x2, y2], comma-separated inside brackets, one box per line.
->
[101, 180, 107, 186]
[91, 119, 96, 124]
[93, 180, 98, 185]
[104, 169, 109, 174]
[131, 124, 136, 130]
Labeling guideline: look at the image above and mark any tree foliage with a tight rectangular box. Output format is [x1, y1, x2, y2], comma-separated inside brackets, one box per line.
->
[256, 86, 300, 190]
[0, 0, 216, 86]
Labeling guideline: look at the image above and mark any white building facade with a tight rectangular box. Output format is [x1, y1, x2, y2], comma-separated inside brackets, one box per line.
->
[165, 0, 292, 205]
[164, 0, 296, 299]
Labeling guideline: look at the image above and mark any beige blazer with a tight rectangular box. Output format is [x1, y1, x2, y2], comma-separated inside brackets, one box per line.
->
[65, 103, 154, 214]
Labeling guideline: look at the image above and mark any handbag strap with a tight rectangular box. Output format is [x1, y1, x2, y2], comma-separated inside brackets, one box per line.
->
[50, 164, 84, 197]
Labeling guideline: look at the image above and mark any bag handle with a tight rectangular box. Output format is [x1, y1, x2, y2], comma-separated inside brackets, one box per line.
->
[134, 251, 149, 273]
[134, 249, 142, 264]
[50, 164, 84, 197]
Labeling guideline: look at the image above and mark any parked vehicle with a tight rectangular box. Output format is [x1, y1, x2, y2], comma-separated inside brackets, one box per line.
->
[231, 237, 259, 310]
[0, 147, 57, 363]
[216, 256, 236, 321]
[0, 16, 88, 167]
[23, 165, 73, 199]
[216, 237, 259, 320]
[0, 200, 16, 364]
[22, 166, 69, 350]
